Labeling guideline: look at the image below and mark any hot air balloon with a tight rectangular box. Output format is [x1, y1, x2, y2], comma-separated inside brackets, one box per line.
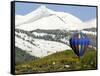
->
[69, 32, 90, 57]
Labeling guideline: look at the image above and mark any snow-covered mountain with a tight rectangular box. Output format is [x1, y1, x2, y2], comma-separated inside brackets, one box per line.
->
[15, 5, 97, 57]
[15, 29, 72, 57]
[84, 19, 96, 28]
[15, 5, 86, 31]
[82, 19, 97, 35]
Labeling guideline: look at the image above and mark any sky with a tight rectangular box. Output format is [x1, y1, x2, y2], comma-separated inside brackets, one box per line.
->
[15, 2, 97, 22]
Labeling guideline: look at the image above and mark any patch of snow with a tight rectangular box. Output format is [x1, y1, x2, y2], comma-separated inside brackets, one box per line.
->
[84, 18, 96, 28]
[32, 32, 55, 38]
[82, 30, 96, 36]
[15, 35, 71, 57]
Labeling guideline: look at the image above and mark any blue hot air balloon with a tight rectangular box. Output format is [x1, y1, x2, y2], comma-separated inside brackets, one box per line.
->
[69, 32, 90, 57]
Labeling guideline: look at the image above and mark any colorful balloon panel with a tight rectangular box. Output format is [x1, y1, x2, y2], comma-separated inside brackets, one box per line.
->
[69, 32, 90, 57]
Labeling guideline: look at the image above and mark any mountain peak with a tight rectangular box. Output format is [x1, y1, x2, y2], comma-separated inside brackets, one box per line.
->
[37, 5, 50, 14]
[39, 5, 47, 9]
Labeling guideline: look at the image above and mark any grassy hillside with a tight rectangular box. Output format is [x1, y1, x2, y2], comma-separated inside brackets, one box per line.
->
[15, 47, 38, 64]
[15, 48, 97, 74]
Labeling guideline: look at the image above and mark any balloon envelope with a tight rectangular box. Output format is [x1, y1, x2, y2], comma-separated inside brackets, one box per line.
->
[69, 32, 90, 57]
